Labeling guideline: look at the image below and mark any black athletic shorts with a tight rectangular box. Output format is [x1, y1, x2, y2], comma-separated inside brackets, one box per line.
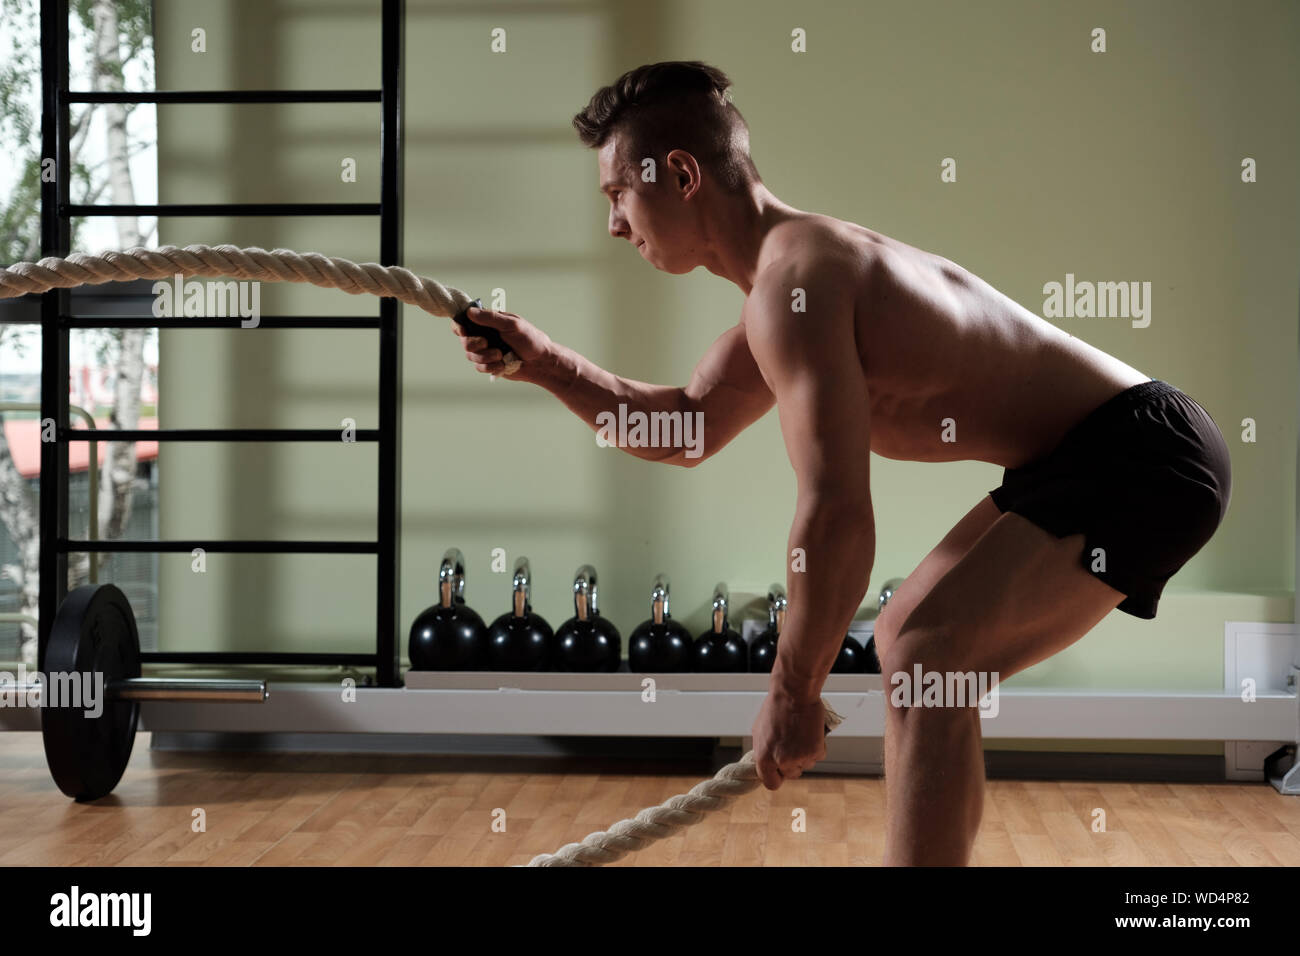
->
[988, 379, 1231, 619]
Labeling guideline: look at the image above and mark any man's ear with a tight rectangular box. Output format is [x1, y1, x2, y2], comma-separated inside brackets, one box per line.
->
[666, 149, 701, 199]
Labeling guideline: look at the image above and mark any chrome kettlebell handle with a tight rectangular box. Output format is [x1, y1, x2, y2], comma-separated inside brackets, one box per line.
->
[512, 556, 532, 618]
[878, 577, 905, 613]
[649, 573, 670, 624]
[438, 547, 467, 609]
[767, 582, 787, 634]
[710, 582, 730, 635]
[572, 565, 599, 622]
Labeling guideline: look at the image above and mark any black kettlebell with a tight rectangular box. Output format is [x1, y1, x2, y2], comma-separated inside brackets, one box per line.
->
[863, 634, 881, 674]
[553, 564, 622, 672]
[832, 633, 865, 673]
[692, 581, 747, 672]
[408, 548, 487, 670]
[486, 557, 554, 670]
[627, 573, 693, 672]
[749, 582, 786, 674]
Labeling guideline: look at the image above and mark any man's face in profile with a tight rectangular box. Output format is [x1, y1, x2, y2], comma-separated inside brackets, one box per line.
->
[598, 138, 699, 275]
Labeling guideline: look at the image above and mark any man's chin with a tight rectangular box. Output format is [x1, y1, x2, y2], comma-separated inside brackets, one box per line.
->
[639, 248, 696, 275]
[649, 256, 695, 275]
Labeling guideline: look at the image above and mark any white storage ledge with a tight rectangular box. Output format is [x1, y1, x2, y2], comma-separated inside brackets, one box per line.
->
[132, 673, 1300, 743]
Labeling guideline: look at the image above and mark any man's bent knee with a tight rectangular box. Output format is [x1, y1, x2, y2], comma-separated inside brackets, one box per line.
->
[882, 623, 994, 712]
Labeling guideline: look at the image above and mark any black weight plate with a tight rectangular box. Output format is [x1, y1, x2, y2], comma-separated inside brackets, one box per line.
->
[41, 584, 141, 801]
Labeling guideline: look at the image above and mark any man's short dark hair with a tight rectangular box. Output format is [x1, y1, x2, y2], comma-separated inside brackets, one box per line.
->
[572, 60, 760, 193]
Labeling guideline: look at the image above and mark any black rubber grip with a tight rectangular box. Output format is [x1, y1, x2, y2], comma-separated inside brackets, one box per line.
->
[451, 298, 512, 356]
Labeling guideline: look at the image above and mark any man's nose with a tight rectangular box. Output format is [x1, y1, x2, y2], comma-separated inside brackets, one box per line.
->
[608, 212, 628, 240]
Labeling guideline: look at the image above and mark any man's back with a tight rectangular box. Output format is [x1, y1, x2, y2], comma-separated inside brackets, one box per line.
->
[746, 214, 1151, 469]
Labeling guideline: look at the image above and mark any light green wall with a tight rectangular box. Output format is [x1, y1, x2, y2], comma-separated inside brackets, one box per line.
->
[152, 0, 1297, 723]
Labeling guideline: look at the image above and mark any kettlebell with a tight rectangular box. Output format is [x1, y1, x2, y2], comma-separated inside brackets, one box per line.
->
[832, 632, 865, 673]
[553, 565, 622, 672]
[748, 582, 786, 673]
[408, 548, 487, 670]
[877, 577, 906, 614]
[486, 556, 554, 670]
[867, 576, 904, 676]
[627, 573, 693, 672]
[863, 634, 881, 674]
[692, 582, 747, 671]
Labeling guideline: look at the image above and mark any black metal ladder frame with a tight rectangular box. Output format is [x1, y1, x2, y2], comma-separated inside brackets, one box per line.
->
[37, 0, 407, 686]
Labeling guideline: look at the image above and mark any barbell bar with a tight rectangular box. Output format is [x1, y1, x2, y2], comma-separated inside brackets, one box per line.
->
[106, 678, 267, 702]
[22, 678, 267, 705]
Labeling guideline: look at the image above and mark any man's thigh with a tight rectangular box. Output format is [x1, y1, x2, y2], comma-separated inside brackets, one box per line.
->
[888, 507, 1127, 682]
[873, 495, 1003, 662]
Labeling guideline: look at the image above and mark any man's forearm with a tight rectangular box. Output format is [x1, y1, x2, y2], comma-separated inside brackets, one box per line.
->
[529, 341, 693, 465]
[771, 504, 875, 703]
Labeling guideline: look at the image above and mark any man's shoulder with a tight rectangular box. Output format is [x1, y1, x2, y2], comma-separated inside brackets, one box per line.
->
[759, 217, 887, 286]
[747, 228, 878, 325]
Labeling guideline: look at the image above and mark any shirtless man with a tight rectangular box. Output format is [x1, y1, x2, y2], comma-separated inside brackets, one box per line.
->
[452, 61, 1232, 866]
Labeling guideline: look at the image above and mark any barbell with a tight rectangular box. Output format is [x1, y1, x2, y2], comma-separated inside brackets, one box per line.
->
[13, 583, 267, 801]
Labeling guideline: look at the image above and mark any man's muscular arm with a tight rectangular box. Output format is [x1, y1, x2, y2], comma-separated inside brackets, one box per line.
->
[745, 258, 876, 705]
[459, 306, 773, 466]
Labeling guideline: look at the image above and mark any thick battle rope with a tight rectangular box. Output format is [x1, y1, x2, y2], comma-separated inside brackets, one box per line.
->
[3, 244, 843, 868]
[527, 698, 845, 866]
[0, 244, 522, 373]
